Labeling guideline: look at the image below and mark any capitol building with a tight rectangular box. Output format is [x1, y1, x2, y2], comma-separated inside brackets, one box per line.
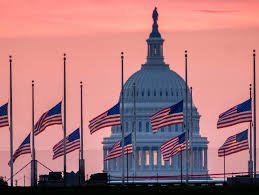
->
[103, 8, 208, 178]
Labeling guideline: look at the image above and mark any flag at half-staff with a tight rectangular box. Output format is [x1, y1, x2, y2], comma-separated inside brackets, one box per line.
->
[161, 132, 186, 161]
[52, 128, 80, 159]
[10, 133, 31, 164]
[217, 99, 252, 129]
[218, 129, 249, 157]
[34, 102, 62, 136]
[0, 103, 8, 128]
[150, 100, 184, 133]
[89, 102, 120, 134]
[105, 133, 133, 161]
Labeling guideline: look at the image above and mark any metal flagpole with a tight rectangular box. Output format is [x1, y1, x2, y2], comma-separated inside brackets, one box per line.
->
[9, 55, 14, 187]
[249, 84, 253, 178]
[185, 50, 189, 184]
[253, 49, 257, 181]
[224, 149, 226, 183]
[79, 81, 85, 184]
[190, 87, 193, 177]
[180, 152, 183, 184]
[126, 152, 129, 183]
[121, 52, 125, 184]
[63, 53, 67, 186]
[133, 82, 137, 183]
[31, 80, 37, 187]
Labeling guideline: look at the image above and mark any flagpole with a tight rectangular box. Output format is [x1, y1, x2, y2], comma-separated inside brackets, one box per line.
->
[133, 82, 137, 183]
[224, 149, 226, 183]
[126, 152, 129, 183]
[31, 80, 37, 187]
[185, 50, 189, 184]
[9, 55, 14, 187]
[79, 81, 85, 185]
[63, 53, 67, 186]
[180, 152, 183, 184]
[121, 52, 125, 184]
[249, 84, 253, 178]
[190, 87, 193, 177]
[253, 49, 257, 181]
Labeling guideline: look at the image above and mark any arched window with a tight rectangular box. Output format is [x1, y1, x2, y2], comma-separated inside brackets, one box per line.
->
[154, 89, 156, 96]
[146, 122, 149, 132]
[139, 121, 142, 132]
[148, 89, 150, 96]
[160, 90, 162, 96]
[142, 90, 144, 96]
[166, 90, 168, 96]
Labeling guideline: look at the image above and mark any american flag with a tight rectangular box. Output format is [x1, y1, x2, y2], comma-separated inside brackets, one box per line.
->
[89, 103, 120, 134]
[105, 133, 133, 161]
[34, 102, 62, 136]
[53, 128, 80, 160]
[217, 99, 252, 129]
[12, 134, 31, 164]
[218, 129, 249, 157]
[0, 103, 8, 128]
[161, 132, 186, 161]
[150, 100, 184, 133]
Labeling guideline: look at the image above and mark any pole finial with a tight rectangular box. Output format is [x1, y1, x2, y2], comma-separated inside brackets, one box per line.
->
[253, 49, 256, 56]
[121, 52, 124, 60]
[9, 55, 12, 62]
[32, 80, 34, 86]
[80, 81, 83, 85]
[64, 53, 66, 60]
[185, 50, 188, 57]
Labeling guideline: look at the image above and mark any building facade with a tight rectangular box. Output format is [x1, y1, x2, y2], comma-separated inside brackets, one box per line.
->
[102, 7, 208, 179]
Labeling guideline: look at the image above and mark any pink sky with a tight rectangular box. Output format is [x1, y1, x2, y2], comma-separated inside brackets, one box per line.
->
[0, 0, 259, 185]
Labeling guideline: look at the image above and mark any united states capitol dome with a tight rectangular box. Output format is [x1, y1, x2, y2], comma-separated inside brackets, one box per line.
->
[103, 7, 208, 178]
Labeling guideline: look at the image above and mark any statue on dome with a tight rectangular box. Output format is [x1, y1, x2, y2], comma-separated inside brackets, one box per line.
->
[152, 7, 158, 24]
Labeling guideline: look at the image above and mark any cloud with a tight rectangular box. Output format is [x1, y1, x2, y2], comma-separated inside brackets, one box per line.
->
[196, 9, 240, 14]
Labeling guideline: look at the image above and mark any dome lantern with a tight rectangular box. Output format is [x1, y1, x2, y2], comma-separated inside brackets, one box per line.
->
[146, 7, 165, 65]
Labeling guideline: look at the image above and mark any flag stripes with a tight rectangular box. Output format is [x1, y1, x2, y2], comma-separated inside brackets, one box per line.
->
[12, 134, 31, 164]
[161, 132, 186, 161]
[53, 128, 80, 159]
[104, 133, 133, 161]
[218, 129, 249, 157]
[89, 103, 120, 134]
[217, 99, 252, 129]
[0, 103, 8, 128]
[34, 102, 62, 136]
[150, 100, 184, 133]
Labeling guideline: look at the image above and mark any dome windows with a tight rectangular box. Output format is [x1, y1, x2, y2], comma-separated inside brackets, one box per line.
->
[146, 122, 149, 132]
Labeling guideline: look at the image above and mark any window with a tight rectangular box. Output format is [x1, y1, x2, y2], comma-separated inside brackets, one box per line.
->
[160, 90, 162, 96]
[154, 90, 156, 96]
[148, 89, 150, 96]
[166, 90, 168, 96]
[146, 122, 149, 132]
[161, 127, 164, 132]
[153, 150, 157, 166]
[161, 154, 165, 166]
[142, 90, 144, 96]
[145, 150, 150, 166]
[139, 121, 142, 132]
[138, 150, 142, 166]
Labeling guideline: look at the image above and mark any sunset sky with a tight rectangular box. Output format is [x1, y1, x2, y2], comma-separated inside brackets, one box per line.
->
[0, 0, 259, 185]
